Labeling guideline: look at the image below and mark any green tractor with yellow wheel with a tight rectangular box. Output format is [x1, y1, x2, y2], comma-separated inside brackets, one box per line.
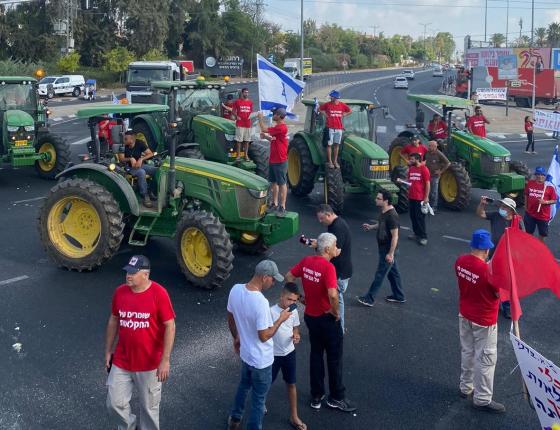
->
[38, 104, 299, 289]
[287, 98, 407, 214]
[0, 77, 70, 179]
[388, 94, 528, 210]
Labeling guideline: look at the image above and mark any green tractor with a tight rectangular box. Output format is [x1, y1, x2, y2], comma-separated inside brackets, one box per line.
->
[287, 98, 407, 214]
[0, 77, 70, 179]
[38, 104, 299, 289]
[388, 94, 528, 210]
[130, 79, 269, 178]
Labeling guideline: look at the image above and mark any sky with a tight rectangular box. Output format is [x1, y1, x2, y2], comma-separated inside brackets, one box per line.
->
[264, 0, 560, 53]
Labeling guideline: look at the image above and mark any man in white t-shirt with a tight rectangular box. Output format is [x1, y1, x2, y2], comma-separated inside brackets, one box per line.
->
[226, 260, 293, 430]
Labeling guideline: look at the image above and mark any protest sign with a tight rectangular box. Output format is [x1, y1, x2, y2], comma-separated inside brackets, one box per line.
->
[476, 87, 507, 101]
[534, 110, 560, 132]
[498, 55, 518, 80]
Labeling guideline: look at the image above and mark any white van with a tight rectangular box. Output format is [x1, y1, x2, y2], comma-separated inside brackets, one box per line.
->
[38, 75, 85, 98]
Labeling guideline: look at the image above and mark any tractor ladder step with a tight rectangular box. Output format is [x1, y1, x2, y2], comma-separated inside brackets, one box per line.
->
[129, 216, 158, 246]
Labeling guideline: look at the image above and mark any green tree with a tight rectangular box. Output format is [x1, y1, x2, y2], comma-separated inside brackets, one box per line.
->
[103, 47, 135, 82]
[125, 0, 171, 57]
[534, 27, 547, 47]
[547, 22, 560, 47]
[490, 33, 506, 47]
[141, 49, 167, 61]
[57, 52, 81, 72]
[73, 7, 118, 68]
[165, 0, 189, 58]
[182, 0, 224, 68]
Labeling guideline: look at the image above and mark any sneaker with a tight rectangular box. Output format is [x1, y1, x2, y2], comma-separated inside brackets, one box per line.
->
[385, 295, 406, 303]
[419, 238, 428, 246]
[408, 234, 417, 241]
[532, 151, 537, 155]
[524, 151, 531, 154]
[325, 397, 357, 412]
[473, 400, 506, 413]
[227, 416, 241, 430]
[142, 195, 153, 208]
[357, 296, 374, 307]
[266, 204, 278, 214]
[310, 394, 325, 409]
[459, 390, 473, 399]
[276, 206, 287, 217]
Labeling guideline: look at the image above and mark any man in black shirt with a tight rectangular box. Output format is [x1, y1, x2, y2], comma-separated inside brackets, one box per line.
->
[118, 131, 156, 208]
[357, 189, 405, 306]
[315, 204, 353, 332]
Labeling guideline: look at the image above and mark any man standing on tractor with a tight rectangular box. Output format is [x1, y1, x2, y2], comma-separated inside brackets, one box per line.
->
[400, 135, 427, 163]
[118, 130, 156, 208]
[232, 88, 254, 162]
[406, 153, 430, 246]
[319, 90, 352, 169]
[427, 114, 448, 141]
[466, 106, 490, 138]
[257, 107, 289, 216]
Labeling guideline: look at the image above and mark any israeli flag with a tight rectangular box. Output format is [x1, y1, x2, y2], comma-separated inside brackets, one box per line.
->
[546, 145, 560, 222]
[257, 54, 305, 118]
[112, 92, 119, 104]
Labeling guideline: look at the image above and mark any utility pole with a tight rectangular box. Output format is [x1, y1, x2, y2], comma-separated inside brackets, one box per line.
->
[419, 22, 431, 61]
[505, 0, 509, 47]
[484, 0, 488, 42]
[300, 0, 304, 84]
[371, 25, 379, 38]
[531, 0, 536, 112]
[519, 18, 523, 42]
[250, 0, 264, 79]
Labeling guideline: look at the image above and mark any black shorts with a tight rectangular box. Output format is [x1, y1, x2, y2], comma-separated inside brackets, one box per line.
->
[269, 161, 288, 185]
[272, 350, 297, 384]
[524, 212, 549, 237]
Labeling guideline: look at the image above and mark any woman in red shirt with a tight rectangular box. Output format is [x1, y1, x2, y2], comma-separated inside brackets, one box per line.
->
[524, 116, 535, 154]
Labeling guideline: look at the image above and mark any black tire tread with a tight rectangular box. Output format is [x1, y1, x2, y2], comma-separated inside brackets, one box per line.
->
[325, 167, 344, 214]
[35, 133, 72, 179]
[248, 141, 269, 179]
[288, 136, 317, 196]
[388, 136, 410, 171]
[440, 162, 471, 210]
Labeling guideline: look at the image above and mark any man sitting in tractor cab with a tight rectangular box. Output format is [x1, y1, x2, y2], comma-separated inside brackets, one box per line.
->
[427, 114, 448, 141]
[118, 130, 156, 208]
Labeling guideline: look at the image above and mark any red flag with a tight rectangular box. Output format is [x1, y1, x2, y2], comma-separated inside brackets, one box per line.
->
[489, 224, 560, 321]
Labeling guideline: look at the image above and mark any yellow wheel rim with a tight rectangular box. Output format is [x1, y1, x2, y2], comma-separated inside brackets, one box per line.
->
[37, 142, 57, 172]
[389, 145, 404, 169]
[287, 148, 301, 186]
[180, 227, 212, 277]
[240, 232, 260, 244]
[440, 170, 458, 202]
[47, 196, 101, 258]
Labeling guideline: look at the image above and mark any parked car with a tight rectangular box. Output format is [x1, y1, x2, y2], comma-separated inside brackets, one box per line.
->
[38, 75, 85, 99]
[394, 76, 409, 89]
[403, 70, 415, 80]
[433, 67, 444, 77]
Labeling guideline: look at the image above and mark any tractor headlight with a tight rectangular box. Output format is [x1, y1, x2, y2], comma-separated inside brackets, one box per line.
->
[493, 156, 502, 162]
[24, 125, 34, 132]
[7, 126, 19, 132]
[381, 159, 389, 165]
[505, 156, 511, 162]
[225, 134, 235, 142]
[248, 189, 268, 199]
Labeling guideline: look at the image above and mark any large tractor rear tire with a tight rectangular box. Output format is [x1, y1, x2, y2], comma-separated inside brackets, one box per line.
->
[175, 210, 234, 289]
[287, 136, 317, 196]
[177, 147, 204, 159]
[439, 162, 471, 210]
[38, 178, 125, 271]
[325, 167, 344, 214]
[248, 141, 269, 179]
[503, 160, 529, 208]
[388, 136, 410, 171]
[35, 134, 71, 179]
[390, 165, 409, 213]
[132, 121, 157, 151]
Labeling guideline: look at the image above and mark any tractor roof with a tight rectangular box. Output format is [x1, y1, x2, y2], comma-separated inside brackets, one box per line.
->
[0, 76, 37, 84]
[407, 93, 473, 109]
[76, 103, 169, 118]
[302, 98, 373, 106]
[151, 80, 225, 90]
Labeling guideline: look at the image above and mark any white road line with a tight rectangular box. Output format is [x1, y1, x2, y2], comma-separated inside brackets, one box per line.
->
[377, 126, 387, 133]
[395, 125, 405, 132]
[0, 275, 29, 286]
[545, 132, 553, 137]
[68, 114, 76, 118]
[50, 117, 83, 127]
[71, 137, 91, 146]
[442, 235, 470, 244]
[499, 138, 556, 143]
[519, 134, 527, 138]
[13, 196, 45, 204]
[51, 117, 62, 122]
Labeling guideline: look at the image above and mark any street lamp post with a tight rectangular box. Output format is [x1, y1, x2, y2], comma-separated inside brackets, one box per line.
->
[531, 0, 536, 112]
[484, 0, 488, 42]
[300, 0, 304, 87]
[419, 22, 432, 62]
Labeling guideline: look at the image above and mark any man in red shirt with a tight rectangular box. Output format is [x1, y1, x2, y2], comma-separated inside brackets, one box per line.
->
[285, 233, 356, 413]
[319, 90, 352, 169]
[524, 166, 558, 241]
[427, 114, 448, 140]
[455, 229, 505, 414]
[222, 94, 234, 120]
[105, 255, 176, 430]
[232, 88, 254, 161]
[405, 152, 430, 245]
[257, 107, 289, 216]
[400, 135, 428, 163]
[466, 106, 490, 138]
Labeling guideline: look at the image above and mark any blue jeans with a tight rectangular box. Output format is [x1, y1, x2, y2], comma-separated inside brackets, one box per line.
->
[129, 165, 157, 196]
[337, 278, 350, 332]
[363, 246, 404, 302]
[230, 361, 272, 430]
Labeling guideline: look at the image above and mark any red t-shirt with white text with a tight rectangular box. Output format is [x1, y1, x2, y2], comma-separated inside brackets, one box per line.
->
[233, 99, 253, 128]
[428, 120, 448, 139]
[290, 256, 338, 317]
[525, 179, 558, 221]
[112, 282, 176, 372]
[524, 121, 533, 133]
[467, 114, 488, 138]
[455, 254, 499, 326]
[222, 101, 234, 120]
[268, 123, 288, 163]
[408, 165, 430, 201]
[319, 101, 351, 130]
[401, 143, 428, 160]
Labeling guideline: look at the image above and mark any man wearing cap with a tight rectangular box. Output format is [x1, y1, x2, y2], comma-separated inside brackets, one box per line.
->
[455, 230, 505, 413]
[400, 135, 428, 164]
[105, 255, 176, 430]
[524, 166, 558, 242]
[319, 90, 352, 169]
[227, 260, 293, 430]
[406, 152, 430, 246]
[232, 87, 254, 162]
[257, 107, 289, 216]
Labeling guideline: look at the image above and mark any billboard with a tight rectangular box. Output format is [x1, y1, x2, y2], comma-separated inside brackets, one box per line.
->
[465, 47, 551, 69]
[204, 56, 244, 76]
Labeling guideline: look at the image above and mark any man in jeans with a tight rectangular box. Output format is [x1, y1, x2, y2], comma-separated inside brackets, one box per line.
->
[425, 140, 450, 212]
[357, 189, 404, 306]
[286, 233, 356, 413]
[455, 230, 505, 413]
[404, 152, 431, 245]
[227, 260, 293, 430]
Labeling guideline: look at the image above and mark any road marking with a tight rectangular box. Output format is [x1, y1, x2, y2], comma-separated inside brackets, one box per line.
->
[442, 235, 470, 244]
[68, 114, 76, 118]
[545, 132, 553, 137]
[13, 196, 45, 205]
[487, 133, 506, 139]
[377, 126, 387, 133]
[519, 133, 527, 138]
[51, 117, 62, 122]
[71, 137, 90, 146]
[395, 125, 405, 132]
[0, 275, 29, 286]
[387, 114, 396, 121]
[499, 138, 556, 143]
[50, 117, 83, 127]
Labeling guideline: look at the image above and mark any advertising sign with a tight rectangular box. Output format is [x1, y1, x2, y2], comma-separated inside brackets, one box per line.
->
[205, 56, 244, 76]
[476, 87, 507, 101]
[514, 48, 551, 69]
[552, 49, 560, 71]
[465, 48, 551, 70]
[498, 55, 518, 80]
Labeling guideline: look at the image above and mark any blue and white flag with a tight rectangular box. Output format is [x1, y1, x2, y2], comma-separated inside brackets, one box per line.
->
[546, 145, 560, 222]
[257, 54, 305, 118]
[112, 92, 119, 104]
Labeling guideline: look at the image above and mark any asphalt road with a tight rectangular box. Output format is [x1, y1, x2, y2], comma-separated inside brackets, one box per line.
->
[1, 70, 559, 430]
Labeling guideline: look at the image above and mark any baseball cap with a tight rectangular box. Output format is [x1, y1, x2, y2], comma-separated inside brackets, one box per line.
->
[270, 106, 287, 118]
[498, 197, 517, 211]
[123, 255, 151, 273]
[470, 229, 494, 250]
[255, 260, 284, 282]
[329, 90, 340, 99]
[535, 166, 546, 175]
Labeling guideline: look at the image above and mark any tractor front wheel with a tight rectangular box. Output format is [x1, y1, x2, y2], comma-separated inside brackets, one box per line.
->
[287, 136, 317, 196]
[325, 167, 344, 214]
[390, 165, 409, 214]
[248, 141, 270, 179]
[38, 178, 125, 271]
[35, 133, 71, 179]
[439, 162, 471, 210]
[175, 210, 234, 289]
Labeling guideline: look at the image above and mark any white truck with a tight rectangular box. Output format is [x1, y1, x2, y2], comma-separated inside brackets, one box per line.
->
[126, 61, 183, 103]
[283, 58, 312, 80]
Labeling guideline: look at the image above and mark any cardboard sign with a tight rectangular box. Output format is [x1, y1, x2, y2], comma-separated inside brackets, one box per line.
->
[476, 87, 507, 101]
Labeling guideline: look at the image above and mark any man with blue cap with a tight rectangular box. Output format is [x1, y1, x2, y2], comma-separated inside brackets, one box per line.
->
[455, 229, 505, 414]
[319, 90, 352, 169]
[523, 166, 558, 242]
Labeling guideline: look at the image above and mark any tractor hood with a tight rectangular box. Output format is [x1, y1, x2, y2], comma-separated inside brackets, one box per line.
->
[193, 114, 236, 134]
[5, 110, 34, 127]
[453, 130, 511, 157]
[344, 135, 389, 159]
[171, 157, 269, 191]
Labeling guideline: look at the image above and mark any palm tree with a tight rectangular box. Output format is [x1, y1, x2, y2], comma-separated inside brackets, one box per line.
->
[490, 33, 506, 47]
[547, 22, 560, 47]
[534, 27, 547, 47]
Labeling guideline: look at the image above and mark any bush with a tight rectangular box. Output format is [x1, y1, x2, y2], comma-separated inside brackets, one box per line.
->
[57, 53, 81, 73]
[141, 49, 167, 61]
[103, 47, 135, 83]
[0, 60, 46, 77]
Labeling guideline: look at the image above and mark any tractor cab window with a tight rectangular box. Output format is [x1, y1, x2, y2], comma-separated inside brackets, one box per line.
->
[0, 83, 36, 111]
[176, 88, 220, 115]
[342, 105, 370, 138]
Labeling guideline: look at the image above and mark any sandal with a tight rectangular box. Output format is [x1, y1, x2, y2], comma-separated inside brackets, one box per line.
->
[289, 419, 307, 430]
[326, 162, 334, 169]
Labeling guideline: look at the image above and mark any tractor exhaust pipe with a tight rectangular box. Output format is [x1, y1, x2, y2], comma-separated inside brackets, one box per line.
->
[89, 119, 101, 163]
